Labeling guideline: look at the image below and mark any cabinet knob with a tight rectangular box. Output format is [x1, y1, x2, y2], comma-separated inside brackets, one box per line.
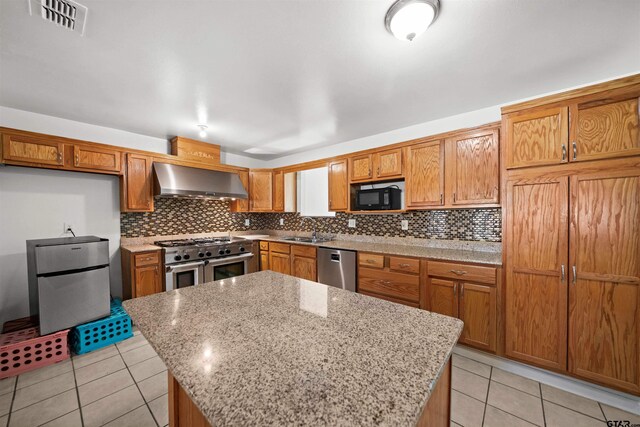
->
[561, 143, 567, 161]
[57, 152, 63, 164]
[75, 154, 79, 165]
[572, 141, 577, 160]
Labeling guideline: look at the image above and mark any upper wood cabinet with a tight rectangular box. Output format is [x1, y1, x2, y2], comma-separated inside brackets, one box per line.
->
[570, 92, 640, 162]
[350, 154, 373, 182]
[72, 145, 121, 173]
[505, 107, 569, 169]
[121, 153, 154, 212]
[249, 170, 273, 212]
[406, 140, 444, 208]
[349, 149, 403, 183]
[230, 170, 250, 212]
[272, 170, 285, 212]
[328, 159, 349, 211]
[504, 175, 569, 371]
[445, 129, 499, 205]
[2, 132, 64, 167]
[373, 148, 403, 179]
[568, 168, 640, 394]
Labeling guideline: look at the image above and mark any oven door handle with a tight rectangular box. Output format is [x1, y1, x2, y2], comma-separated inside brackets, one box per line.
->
[206, 252, 254, 266]
[166, 260, 206, 272]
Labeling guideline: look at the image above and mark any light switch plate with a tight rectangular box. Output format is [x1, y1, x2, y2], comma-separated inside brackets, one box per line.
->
[401, 220, 409, 230]
[244, 219, 250, 226]
[348, 219, 356, 228]
[279, 218, 284, 225]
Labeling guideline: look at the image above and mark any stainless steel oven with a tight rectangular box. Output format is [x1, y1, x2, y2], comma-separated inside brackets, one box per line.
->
[204, 253, 254, 282]
[165, 260, 205, 291]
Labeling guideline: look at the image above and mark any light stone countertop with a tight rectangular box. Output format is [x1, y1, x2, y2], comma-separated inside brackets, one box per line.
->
[123, 271, 463, 426]
[121, 232, 502, 265]
[257, 235, 502, 266]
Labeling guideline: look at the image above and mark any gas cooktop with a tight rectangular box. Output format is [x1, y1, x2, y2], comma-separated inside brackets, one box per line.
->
[154, 236, 247, 248]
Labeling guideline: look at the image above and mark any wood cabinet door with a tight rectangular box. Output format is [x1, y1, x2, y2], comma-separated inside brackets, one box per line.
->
[349, 154, 373, 182]
[231, 170, 250, 212]
[272, 170, 284, 212]
[427, 278, 458, 318]
[2, 133, 64, 167]
[505, 176, 569, 371]
[446, 129, 499, 205]
[72, 145, 121, 173]
[570, 93, 640, 162]
[260, 251, 269, 271]
[328, 160, 349, 211]
[505, 107, 569, 169]
[568, 169, 640, 394]
[249, 170, 273, 212]
[269, 252, 290, 275]
[124, 154, 153, 212]
[373, 148, 403, 179]
[292, 255, 317, 281]
[135, 265, 161, 297]
[459, 282, 497, 353]
[406, 140, 444, 208]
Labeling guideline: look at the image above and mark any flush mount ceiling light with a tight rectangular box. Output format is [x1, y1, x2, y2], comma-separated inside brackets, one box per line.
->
[385, 0, 440, 42]
[197, 124, 208, 138]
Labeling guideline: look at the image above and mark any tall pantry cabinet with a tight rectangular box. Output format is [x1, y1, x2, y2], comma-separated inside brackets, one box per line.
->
[502, 76, 640, 395]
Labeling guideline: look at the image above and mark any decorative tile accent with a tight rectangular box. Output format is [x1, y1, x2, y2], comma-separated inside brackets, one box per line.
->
[121, 198, 501, 242]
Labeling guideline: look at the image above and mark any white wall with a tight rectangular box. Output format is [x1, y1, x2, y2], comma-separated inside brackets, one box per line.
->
[0, 167, 121, 325]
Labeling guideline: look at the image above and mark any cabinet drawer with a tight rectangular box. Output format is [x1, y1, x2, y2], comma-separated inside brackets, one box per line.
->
[291, 244, 316, 258]
[135, 251, 160, 267]
[389, 256, 420, 275]
[359, 290, 420, 308]
[358, 268, 420, 302]
[270, 242, 290, 254]
[428, 261, 496, 285]
[358, 253, 384, 269]
[259, 241, 269, 251]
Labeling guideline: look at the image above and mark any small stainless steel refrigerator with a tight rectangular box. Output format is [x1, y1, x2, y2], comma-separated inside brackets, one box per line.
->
[27, 236, 111, 334]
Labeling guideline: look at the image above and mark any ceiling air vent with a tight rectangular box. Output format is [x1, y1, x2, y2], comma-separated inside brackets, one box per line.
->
[28, 0, 88, 35]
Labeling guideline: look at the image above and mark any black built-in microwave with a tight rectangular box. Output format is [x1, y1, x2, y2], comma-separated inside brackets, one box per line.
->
[354, 187, 401, 210]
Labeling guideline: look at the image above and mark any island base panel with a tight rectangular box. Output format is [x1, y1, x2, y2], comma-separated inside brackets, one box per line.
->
[168, 360, 451, 427]
[168, 372, 211, 427]
[417, 359, 451, 427]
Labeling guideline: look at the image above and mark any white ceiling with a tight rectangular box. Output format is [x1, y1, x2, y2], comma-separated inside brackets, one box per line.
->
[1, 0, 639, 160]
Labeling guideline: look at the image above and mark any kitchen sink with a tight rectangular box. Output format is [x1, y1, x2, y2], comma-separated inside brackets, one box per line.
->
[282, 236, 333, 243]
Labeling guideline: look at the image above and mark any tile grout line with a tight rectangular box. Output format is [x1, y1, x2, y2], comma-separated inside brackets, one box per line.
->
[539, 382, 546, 427]
[597, 402, 607, 421]
[540, 396, 610, 423]
[452, 363, 492, 380]
[6, 378, 17, 427]
[480, 366, 492, 426]
[70, 355, 87, 427]
[114, 341, 161, 427]
[484, 404, 540, 426]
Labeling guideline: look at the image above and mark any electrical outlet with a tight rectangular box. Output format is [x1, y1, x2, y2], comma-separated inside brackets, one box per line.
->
[348, 219, 356, 228]
[244, 219, 250, 226]
[279, 218, 284, 226]
[63, 223, 74, 234]
[401, 220, 409, 230]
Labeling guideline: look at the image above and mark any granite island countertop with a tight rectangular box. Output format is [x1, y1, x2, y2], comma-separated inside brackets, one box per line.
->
[123, 271, 463, 426]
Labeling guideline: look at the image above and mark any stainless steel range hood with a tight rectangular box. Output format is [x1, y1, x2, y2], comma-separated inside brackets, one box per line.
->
[153, 163, 248, 200]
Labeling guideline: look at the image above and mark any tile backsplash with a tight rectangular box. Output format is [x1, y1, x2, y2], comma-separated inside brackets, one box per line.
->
[121, 198, 501, 241]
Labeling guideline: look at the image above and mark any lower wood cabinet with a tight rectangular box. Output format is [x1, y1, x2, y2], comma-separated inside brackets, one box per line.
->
[427, 261, 497, 353]
[259, 242, 317, 281]
[357, 253, 421, 306]
[122, 249, 163, 299]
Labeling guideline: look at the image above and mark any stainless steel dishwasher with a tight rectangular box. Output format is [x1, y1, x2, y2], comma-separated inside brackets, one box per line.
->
[317, 248, 356, 292]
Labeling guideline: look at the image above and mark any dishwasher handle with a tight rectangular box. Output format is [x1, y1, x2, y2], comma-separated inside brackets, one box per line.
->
[330, 253, 341, 262]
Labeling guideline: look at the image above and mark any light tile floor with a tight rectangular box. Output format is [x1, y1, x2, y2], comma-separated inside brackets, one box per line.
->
[2, 331, 639, 426]
[450, 353, 640, 427]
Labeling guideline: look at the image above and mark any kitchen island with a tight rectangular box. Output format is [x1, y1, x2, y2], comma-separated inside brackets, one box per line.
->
[123, 271, 463, 426]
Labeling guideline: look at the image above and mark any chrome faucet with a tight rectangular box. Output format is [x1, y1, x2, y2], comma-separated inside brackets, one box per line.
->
[300, 216, 317, 241]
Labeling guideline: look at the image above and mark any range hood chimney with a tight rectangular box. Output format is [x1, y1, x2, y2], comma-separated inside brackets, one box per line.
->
[153, 163, 248, 200]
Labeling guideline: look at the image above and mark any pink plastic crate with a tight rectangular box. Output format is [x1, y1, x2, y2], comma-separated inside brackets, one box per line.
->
[0, 327, 70, 379]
